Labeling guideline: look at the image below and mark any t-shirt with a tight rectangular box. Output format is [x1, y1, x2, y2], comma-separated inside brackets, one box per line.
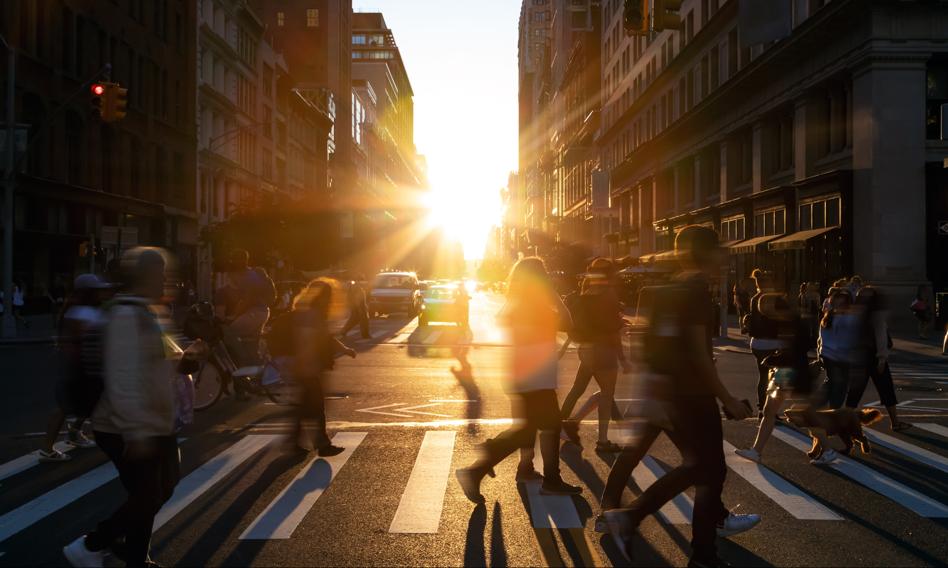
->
[236, 268, 271, 308]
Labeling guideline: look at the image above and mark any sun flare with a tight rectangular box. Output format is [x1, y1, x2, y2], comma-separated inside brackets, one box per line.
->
[423, 186, 503, 260]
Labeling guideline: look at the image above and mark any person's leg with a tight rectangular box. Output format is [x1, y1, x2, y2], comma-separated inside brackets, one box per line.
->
[823, 359, 851, 410]
[871, 362, 905, 429]
[560, 348, 594, 419]
[752, 350, 772, 412]
[85, 432, 132, 551]
[340, 313, 358, 336]
[42, 408, 66, 454]
[601, 422, 662, 510]
[751, 390, 788, 455]
[594, 367, 618, 444]
[686, 397, 728, 564]
[845, 361, 872, 409]
[359, 312, 371, 338]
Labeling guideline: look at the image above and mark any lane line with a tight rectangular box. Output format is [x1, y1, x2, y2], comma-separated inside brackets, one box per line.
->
[772, 427, 948, 518]
[722, 441, 842, 520]
[240, 432, 367, 539]
[0, 462, 117, 542]
[389, 431, 455, 533]
[863, 429, 948, 475]
[154, 435, 278, 530]
[632, 457, 693, 524]
[0, 442, 76, 483]
[914, 423, 948, 438]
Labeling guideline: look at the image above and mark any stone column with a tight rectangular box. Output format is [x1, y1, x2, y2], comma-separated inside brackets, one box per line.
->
[752, 121, 765, 193]
[851, 53, 929, 327]
[719, 140, 729, 202]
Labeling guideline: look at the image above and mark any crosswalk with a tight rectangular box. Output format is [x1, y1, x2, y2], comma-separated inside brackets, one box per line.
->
[889, 364, 947, 382]
[1, 419, 947, 565]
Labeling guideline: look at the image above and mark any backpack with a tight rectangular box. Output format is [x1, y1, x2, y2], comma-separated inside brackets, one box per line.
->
[267, 311, 296, 357]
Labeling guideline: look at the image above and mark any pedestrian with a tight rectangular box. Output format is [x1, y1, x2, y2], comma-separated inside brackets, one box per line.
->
[340, 275, 371, 339]
[12, 280, 29, 328]
[746, 269, 787, 415]
[456, 257, 582, 501]
[735, 293, 816, 464]
[734, 278, 753, 334]
[39, 274, 112, 462]
[818, 287, 864, 410]
[64, 247, 180, 568]
[603, 225, 758, 566]
[845, 286, 912, 432]
[286, 279, 356, 456]
[223, 249, 276, 366]
[910, 284, 933, 339]
[798, 282, 822, 350]
[559, 271, 629, 453]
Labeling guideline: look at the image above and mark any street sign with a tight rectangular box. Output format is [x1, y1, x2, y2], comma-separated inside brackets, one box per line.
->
[938, 220, 948, 236]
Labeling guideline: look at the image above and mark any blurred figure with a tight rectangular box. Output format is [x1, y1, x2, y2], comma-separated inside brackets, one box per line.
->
[798, 282, 822, 350]
[64, 248, 179, 568]
[846, 286, 911, 432]
[848, 275, 864, 298]
[450, 344, 482, 434]
[735, 293, 815, 464]
[603, 226, 758, 566]
[12, 280, 28, 328]
[288, 279, 356, 456]
[456, 257, 581, 502]
[224, 249, 275, 366]
[560, 271, 628, 453]
[910, 284, 933, 339]
[746, 269, 787, 414]
[818, 287, 864, 409]
[40, 274, 112, 462]
[340, 276, 371, 339]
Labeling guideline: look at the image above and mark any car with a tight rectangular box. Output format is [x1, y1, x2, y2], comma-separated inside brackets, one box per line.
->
[369, 271, 423, 317]
[419, 284, 469, 327]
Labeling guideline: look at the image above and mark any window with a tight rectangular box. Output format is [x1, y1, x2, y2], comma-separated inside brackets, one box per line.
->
[799, 196, 841, 230]
[754, 208, 787, 237]
[262, 105, 272, 138]
[237, 27, 256, 66]
[263, 65, 273, 97]
[277, 11, 285, 27]
[306, 8, 319, 27]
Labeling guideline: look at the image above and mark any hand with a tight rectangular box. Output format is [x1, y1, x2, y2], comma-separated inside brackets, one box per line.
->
[345, 347, 357, 359]
[123, 438, 158, 461]
[876, 357, 887, 374]
[723, 397, 752, 421]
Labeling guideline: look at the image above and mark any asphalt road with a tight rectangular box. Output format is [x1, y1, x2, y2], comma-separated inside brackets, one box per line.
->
[0, 291, 947, 567]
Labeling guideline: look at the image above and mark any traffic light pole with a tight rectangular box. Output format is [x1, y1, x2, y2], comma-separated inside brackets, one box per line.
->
[2, 39, 15, 338]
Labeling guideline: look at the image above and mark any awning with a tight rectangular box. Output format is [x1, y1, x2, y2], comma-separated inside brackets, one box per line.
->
[638, 250, 678, 263]
[729, 235, 779, 255]
[768, 226, 839, 251]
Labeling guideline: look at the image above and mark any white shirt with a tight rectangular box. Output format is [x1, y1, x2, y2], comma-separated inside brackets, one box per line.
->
[12, 287, 24, 307]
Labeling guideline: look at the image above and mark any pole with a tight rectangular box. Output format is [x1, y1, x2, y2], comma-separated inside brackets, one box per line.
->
[2, 47, 15, 338]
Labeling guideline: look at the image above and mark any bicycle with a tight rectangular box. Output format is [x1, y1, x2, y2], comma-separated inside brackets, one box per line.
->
[183, 302, 298, 411]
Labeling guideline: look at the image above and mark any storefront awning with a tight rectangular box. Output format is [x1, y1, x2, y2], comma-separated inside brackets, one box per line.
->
[638, 250, 678, 263]
[768, 226, 838, 251]
[729, 235, 779, 255]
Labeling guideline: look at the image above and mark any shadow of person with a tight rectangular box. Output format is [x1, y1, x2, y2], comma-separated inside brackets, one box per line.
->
[451, 344, 482, 434]
[489, 502, 508, 567]
[463, 503, 488, 567]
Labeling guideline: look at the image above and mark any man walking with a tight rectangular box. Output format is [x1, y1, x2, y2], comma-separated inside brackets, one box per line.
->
[63, 247, 179, 568]
[340, 276, 371, 339]
[604, 226, 756, 568]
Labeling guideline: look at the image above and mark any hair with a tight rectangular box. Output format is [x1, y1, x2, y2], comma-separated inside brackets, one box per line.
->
[850, 275, 863, 286]
[507, 257, 551, 300]
[294, 279, 332, 317]
[833, 278, 849, 288]
[674, 225, 720, 266]
[118, 247, 167, 292]
[820, 287, 852, 328]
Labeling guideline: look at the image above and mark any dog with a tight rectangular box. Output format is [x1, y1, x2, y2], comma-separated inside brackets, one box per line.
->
[783, 407, 884, 459]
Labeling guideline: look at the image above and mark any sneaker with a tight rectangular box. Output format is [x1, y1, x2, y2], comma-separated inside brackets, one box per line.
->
[67, 432, 97, 449]
[593, 513, 608, 533]
[716, 511, 761, 537]
[539, 478, 582, 495]
[561, 420, 581, 446]
[63, 536, 106, 568]
[603, 509, 635, 561]
[734, 448, 761, 463]
[316, 444, 345, 457]
[38, 449, 71, 462]
[515, 466, 543, 482]
[810, 448, 839, 465]
[456, 467, 486, 504]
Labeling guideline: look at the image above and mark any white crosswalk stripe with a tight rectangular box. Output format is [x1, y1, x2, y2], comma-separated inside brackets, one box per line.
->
[631, 456, 693, 524]
[389, 431, 456, 534]
[889, 365, 947, 380]
[0, 442, 77, 484]
[862, 428, 948, 475]
[914, 422, 948, 438]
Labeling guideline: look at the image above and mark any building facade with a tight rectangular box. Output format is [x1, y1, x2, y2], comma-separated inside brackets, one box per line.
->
[1, 0, 198, 301]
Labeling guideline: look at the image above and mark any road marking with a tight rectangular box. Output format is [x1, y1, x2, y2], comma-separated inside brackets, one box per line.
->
[0, 462, 117, 542]
[863, 429, 948, 475]
[722, 441, 841, 520]
[914, 423, 948, 438]
[154, 435, 278, 530]
[0, 442, 76, 483]
[428, 399, 477, 403]
[527, 448, 582, 529]
[389, 431, 455, 533]
[397, 403, 452, 418]
[355, 403, 413, 418]
[772, 427, 948, 518]
[631, 457, 693, 524]
[240, 432, 367, 540]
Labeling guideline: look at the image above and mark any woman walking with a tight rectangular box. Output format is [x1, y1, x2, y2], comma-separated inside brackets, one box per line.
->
[818, 287, 864, 410]
[456, 257, 581, 502]
[746, 269, 787, 415]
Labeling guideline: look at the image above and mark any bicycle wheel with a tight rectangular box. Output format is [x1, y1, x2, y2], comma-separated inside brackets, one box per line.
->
[261, 363, 299, 405]
[193, 360, 224, 411]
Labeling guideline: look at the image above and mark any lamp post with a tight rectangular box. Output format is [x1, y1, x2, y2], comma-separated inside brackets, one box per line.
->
[1, 34, 15, 338]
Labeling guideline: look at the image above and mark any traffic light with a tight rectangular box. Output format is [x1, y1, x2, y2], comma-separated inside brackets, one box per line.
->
[92, 82, 129, 123]
[653, 0, 684, 31]
[91, 83, 105, 119]
[623, 0, 648, 36]
[110, 85, 128, 122]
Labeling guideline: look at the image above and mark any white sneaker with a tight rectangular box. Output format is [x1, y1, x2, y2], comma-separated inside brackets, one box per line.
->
[716, 511, 761, 537]
[67, 432, 97, 449]
[810, 448, 840, 465]
[62, 536, 106, 568]
[38, 449, 71, 462]
[734, 448, 761, 463]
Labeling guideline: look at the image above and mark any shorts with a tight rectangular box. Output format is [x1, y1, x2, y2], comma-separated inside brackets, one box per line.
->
[578, 343, 620, 371]
[766, 365, 814, 398]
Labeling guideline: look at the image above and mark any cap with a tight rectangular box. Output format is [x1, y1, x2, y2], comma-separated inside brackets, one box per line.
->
[74, 273, 111, 290]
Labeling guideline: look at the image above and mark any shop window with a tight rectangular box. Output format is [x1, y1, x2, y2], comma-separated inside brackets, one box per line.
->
[754, 208, 786, 237]
[799, 196, 840, 230]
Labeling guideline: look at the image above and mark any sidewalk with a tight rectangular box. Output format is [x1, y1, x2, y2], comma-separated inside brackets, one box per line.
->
[0, 314, 57, 345]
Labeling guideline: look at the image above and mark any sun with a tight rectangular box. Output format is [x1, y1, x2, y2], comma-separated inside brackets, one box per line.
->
[423, 186, 502, 259]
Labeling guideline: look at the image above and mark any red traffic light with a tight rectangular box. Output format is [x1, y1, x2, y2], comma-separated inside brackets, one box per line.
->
[91, 84, 105, 96]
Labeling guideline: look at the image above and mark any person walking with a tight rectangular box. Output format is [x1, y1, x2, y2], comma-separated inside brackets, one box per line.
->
[559, 272, 628, 453]
[746, 269, 787, 415]
[910, 284, 933, 339]
[287, 279, 356, 456]
[845, 286, 911, 432]
[340, 276, 371, 339]
[603, 226, 757, 567]
[456, 257, 582, 501]
[39, 274, 112, 462]
[798, 282, 822, 350]
[818, 287, 865, 411]
[64, 248, 180, 568]
[12, 280, 29, 328]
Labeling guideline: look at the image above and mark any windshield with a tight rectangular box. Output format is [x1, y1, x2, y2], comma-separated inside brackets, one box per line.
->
[373, 275, 415, 289]
[424, 287, 456, 299]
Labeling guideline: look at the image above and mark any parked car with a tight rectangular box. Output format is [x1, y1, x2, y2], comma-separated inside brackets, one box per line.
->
[419, 284, 469, 327]
[369, 271, 422, 317]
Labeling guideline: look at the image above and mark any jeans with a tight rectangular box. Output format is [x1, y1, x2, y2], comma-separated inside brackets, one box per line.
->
[86, 432, 179, 567]
[481, 390, 563, 481]
[752, 349, 778, 411]
[822, 358, 856, 409]
[846, 358, 897, 408]
[560, 344, 620, 426]
[619, 396, 728, 563]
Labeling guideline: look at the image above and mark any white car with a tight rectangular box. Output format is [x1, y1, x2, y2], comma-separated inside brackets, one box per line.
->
[369, 272, 423, 317]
